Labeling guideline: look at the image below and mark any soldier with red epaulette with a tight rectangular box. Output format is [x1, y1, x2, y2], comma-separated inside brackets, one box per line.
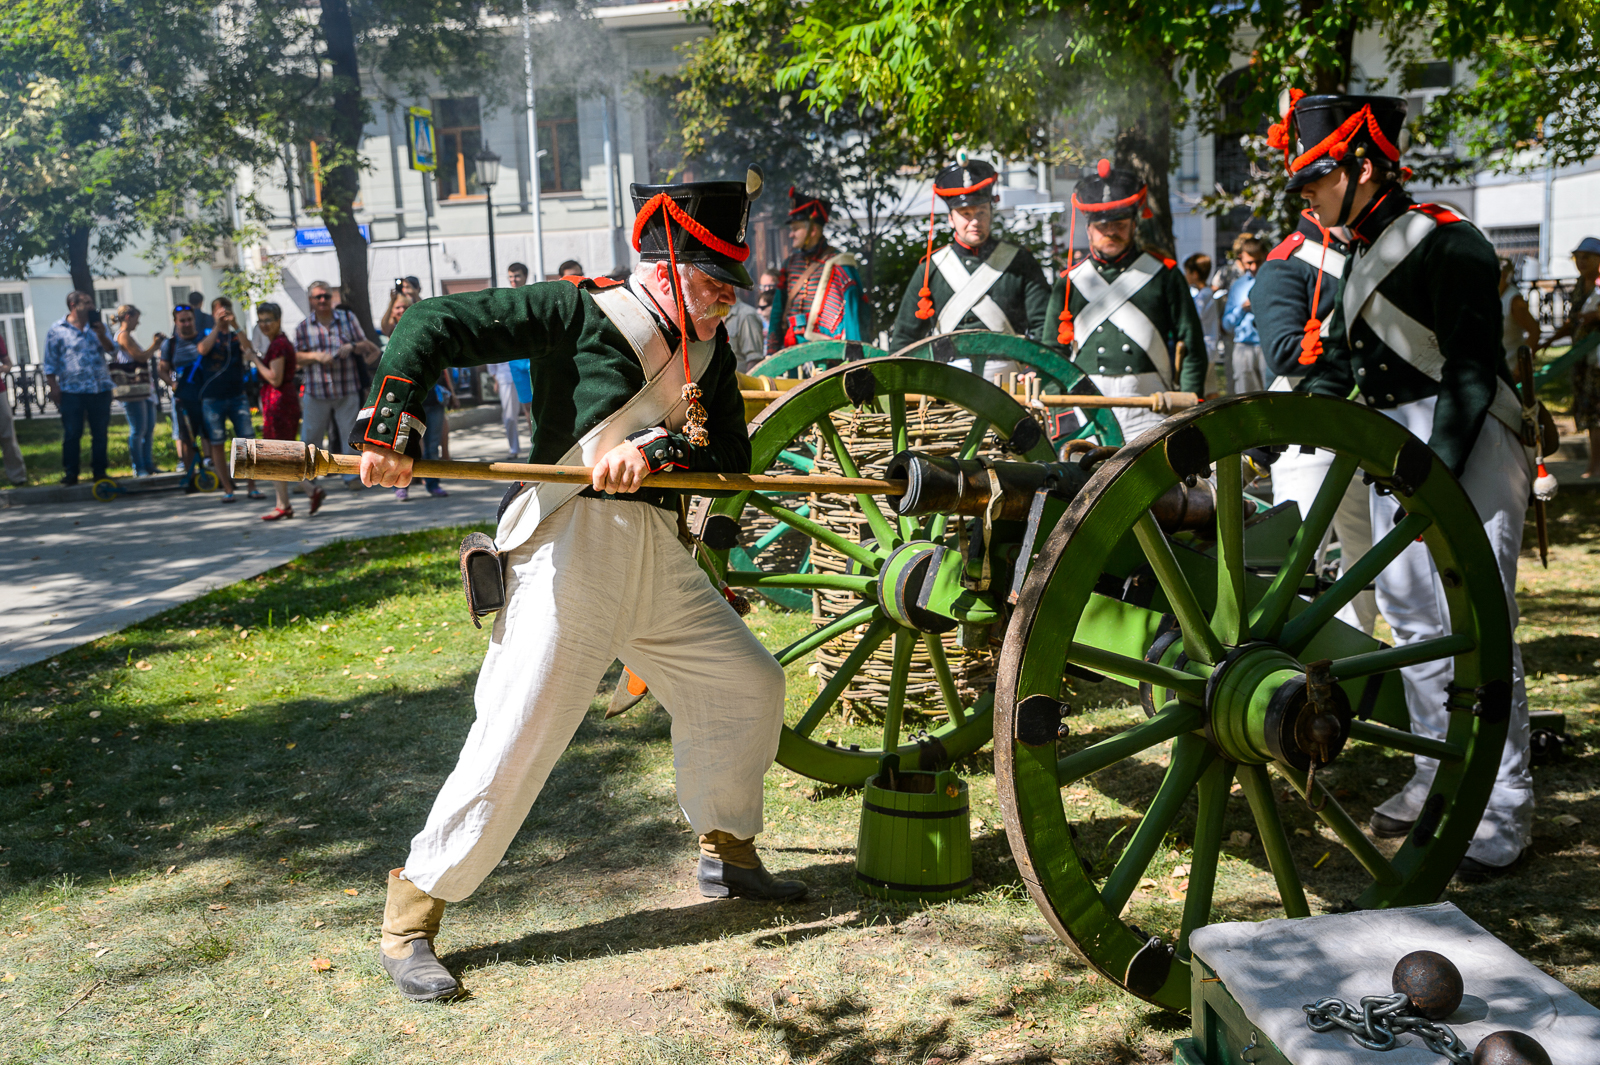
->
[1277, 91, 1534, 881]
[352, 168, 807, 1003]
[765, 188, 867, 358]
[1044, 159, 1208, 439]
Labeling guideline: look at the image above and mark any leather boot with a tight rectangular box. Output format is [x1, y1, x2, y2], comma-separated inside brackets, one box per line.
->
[379, 869, 459, 1001]
[697, 831, 807, 901]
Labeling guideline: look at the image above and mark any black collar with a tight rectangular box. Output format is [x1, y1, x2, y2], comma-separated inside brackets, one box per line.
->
[1348, 185, 1412, 247]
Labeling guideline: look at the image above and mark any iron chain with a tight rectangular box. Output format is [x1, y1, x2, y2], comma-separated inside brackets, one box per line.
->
[1303, 993, 1470, 1063]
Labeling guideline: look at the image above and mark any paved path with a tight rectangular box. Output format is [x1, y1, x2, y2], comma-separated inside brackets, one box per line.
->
[1, 419, 522, 676]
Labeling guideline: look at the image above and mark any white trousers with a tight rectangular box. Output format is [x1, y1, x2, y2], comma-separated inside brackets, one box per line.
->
[1369, 398, 1533, 866]
[1228, 343, 1269, 395]
[490, 363, 522, 456]
[1090, 371, 1168, 442]
[1271, 456, 1379, 636]
[403, 498, 788, 902]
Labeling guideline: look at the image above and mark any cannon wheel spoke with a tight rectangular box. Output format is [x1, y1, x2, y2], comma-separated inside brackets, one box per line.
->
[996, 394, 1514, 1011]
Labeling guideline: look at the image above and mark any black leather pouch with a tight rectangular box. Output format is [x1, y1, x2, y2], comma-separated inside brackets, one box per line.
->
[459, 532, 506, 628]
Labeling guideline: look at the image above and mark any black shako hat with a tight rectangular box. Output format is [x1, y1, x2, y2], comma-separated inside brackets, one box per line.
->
[787, 187, 831, 225]
[1273, 92, 1407, 191]
[631, 166, 763, 288]
[1070, 159, 1149, 222]
[933, 153, 999, 209]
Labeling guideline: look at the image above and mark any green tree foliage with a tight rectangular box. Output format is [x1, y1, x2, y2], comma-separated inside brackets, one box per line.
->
[665, 0, 941, 328]
[207, 0, 513, 337]
[783, 0, 1245, 254]
[0, 0, 250, 294]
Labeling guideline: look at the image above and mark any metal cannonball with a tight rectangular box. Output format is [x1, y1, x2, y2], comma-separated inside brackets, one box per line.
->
[1471, 1030, 1552, 1065]
[1391, 950, 1464, 1020]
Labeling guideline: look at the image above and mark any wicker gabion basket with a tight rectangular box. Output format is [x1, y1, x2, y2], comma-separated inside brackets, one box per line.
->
[809, 397, 1010, 724]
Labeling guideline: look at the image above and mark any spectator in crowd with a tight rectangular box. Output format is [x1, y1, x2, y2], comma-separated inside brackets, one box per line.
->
[112, 305, 166, 477]
[1221, 237, 1267, 394]
[158, 305, 208, 488]
[557, 259, 583, 278]
[1498, 259, 1541, 364]
[756, 270, 779, 346]
[1558, 236, 1600, 478]
[0, 332, 27, 485]
[401, 276, 421, 301]
[44, 291, 116, 486]
[380, 285, 410, 335]
[249, 302, 300, 520]
[495, 266, 532, 456]
[1210, 233, 1254, 379]
[295, 279, 378, 505]
[725, 294, 765, 372]
[188, 290, 215, 334]
[196, 296, 259, 503]
[1184, 253, 1221, 393]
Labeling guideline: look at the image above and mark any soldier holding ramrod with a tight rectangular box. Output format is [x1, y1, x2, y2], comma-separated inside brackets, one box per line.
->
[350, 169, 806, 1003]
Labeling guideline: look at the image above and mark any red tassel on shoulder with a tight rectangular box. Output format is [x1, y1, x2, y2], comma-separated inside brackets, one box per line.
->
[915, 284, 935, 320]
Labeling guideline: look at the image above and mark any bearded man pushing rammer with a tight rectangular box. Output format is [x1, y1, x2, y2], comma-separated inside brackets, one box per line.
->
[350, 169, 804, 1003]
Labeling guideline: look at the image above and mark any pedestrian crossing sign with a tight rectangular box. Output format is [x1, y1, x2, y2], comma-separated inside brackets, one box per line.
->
[407, 107, 436, 173]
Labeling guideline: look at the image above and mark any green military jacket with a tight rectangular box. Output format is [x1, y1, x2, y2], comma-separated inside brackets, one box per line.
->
[1298, 188, 1516, 477]
[1253, 216, 1348, 381]
[888, 236, 1052, 350]
[353, 278, 750, 507]
[1044, 247, 1208, 395]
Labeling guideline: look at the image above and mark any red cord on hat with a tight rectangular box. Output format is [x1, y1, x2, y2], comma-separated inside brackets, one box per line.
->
[1057, 200, 1078, 346]
[652, 207, 710, 447]
[915, 185, 939, 319]
[632, 192, 751, 262]
[1297, 208, 1332, 365]
[1289, 104, 1400, 175]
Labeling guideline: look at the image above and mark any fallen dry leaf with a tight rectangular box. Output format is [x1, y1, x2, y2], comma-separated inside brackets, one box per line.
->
[1228, 830, 1254, 848]
[400, 1021, 417, 1035]
[310, 957, 333, 972]
[208, 904, 226, 912]
[1553, 814, 1581, 827]
[135, 661, 152, 671]
[343, 888, 359, 896]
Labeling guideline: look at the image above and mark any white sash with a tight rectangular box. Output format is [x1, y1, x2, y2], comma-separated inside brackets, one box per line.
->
[1343, 210, 1522, 433]
[1069, 253, 1171, 387]
[933, 242, 1019, 334]
[802, 253, 858, 341]
[495, 283, 717, 552]
[1291, 239, 1347, 278]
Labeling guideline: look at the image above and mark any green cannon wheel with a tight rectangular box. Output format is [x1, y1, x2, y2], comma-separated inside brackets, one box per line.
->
[695, 357, 1057, 786]
[747, 339, 891, 379]
[994, 393, 1512, 1011]
[891, 331, 1124, 450]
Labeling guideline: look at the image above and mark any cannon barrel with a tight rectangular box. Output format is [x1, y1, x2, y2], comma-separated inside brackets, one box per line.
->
[883, 450, 1215, 533]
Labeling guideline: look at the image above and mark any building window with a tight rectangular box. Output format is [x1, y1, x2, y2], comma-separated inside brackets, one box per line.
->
[95, 288, 120, 311]
[0, 291, 30, 364]
[434, 97, 484, 201]
[1405, 61, 1454, 91]
[538, 93, 581, 194]
[1488, 225, 1541, 264]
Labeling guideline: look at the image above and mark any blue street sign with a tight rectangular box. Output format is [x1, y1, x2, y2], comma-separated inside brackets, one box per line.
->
[294, 224, 371, 249]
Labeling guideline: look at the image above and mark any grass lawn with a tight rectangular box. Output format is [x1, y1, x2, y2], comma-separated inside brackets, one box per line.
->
[4, 408, 194, 488]
[1, 493, 1598, 1064]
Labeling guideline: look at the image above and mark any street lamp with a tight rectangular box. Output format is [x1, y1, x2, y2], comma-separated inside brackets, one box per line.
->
[474, 143, 502, 287]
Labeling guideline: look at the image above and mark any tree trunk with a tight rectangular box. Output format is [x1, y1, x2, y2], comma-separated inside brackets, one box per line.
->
[1115, 57, 1177, 257]
[318, 0, 376, 341]
[66, 225, 94, 298]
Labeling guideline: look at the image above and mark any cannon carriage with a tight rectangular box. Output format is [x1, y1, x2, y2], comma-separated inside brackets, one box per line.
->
[691, 355, 1513, 1013]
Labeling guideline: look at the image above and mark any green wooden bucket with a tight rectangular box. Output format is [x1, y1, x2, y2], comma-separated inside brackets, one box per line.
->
[854, 758, 973, 903]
